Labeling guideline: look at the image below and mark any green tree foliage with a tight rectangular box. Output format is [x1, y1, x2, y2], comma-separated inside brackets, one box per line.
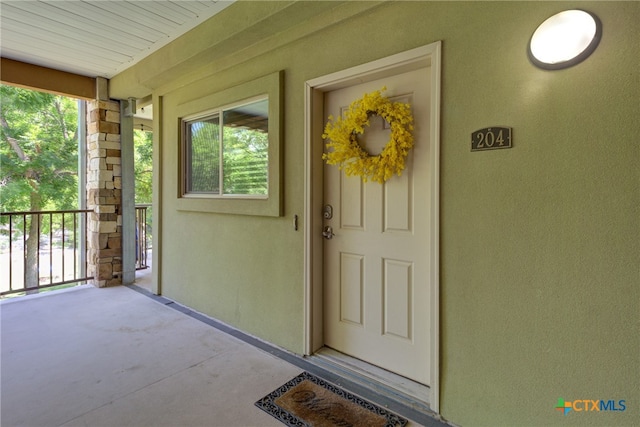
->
[1, 85, 79, 288]
[134, 129, 153, 204]
[1, 85, 78, 212]
[222, 126, 268, 195]
[187, 119, 268, 195]
[188, 117, 220, 193]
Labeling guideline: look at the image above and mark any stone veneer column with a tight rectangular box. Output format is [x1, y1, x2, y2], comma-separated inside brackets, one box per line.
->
[86, 100, 122, 287]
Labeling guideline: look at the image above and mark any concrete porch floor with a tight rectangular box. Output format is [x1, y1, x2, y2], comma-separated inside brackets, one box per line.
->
[1, 283, 444, 427]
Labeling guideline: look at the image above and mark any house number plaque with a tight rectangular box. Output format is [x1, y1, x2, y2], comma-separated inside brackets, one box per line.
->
[471, 127, 512, 151]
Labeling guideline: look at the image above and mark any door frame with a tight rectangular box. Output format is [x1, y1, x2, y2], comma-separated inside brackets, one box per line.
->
[303, 42, 442, 412]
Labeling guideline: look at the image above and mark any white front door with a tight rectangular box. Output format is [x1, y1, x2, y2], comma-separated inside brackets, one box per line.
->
[323, 68, 433, 386]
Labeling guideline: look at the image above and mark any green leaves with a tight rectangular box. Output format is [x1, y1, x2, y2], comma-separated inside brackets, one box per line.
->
[0, 85, 78, 213]
[134, 129, 153, 204]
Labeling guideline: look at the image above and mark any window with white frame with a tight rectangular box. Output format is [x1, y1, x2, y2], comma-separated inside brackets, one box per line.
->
[182, 97, 269, 198]
[176, 70, 282, 217]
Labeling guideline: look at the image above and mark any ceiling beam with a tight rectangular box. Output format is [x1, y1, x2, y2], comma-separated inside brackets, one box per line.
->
[1, 58, 96, 100]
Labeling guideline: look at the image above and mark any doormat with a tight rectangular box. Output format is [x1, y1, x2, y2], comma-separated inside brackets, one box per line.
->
[255, 372, 408, 427]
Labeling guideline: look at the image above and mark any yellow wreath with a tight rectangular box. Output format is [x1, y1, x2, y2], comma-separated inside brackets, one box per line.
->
[322, 88, 414, 183]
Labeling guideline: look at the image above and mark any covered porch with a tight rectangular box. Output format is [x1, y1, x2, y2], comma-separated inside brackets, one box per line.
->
[0, 284, 443, 427]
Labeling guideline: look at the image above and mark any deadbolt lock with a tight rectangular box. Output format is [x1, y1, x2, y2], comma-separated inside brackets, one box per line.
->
[323, 204, 333, 220]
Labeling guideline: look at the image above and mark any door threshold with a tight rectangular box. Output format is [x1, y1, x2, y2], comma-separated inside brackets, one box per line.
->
[306, 347, 432, 413]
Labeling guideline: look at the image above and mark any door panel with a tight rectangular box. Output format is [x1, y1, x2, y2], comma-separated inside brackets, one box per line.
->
[323, 68, 431, 385]
[341, 176, 363, 229]
[384, 171, 412, 232]
[383, 258, 413, 340]
[340, 252, 364, 326]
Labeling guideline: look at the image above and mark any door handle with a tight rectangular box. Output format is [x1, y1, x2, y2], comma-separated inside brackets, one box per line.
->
[322, 226, 335, 240]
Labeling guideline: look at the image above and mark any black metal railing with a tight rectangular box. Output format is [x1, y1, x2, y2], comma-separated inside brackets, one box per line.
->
[135, 204, 151, 270]
[0, 209, 93, 296]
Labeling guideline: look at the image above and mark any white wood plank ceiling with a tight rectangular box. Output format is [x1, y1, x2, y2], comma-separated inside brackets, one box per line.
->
[0, 0, 234, 78]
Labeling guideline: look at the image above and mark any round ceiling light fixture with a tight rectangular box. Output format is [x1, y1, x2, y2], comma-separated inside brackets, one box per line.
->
[528, 9, 602, 70]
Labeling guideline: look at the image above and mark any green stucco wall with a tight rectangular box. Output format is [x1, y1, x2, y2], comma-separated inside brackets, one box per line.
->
[111, 2, 639, 425]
